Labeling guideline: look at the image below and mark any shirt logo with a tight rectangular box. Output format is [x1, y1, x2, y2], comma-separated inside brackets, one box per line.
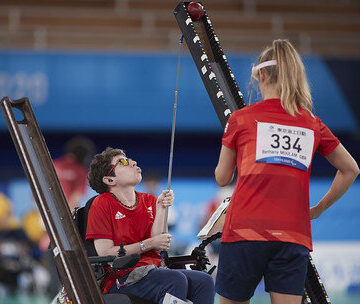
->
[115, 211, 125, 220]
[147, 206, 154, 219]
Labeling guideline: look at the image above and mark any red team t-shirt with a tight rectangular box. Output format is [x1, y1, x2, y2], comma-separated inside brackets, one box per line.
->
[221, 99, 340, 251]
[54, 156, 88, 202]
[86, 191, 161, 293]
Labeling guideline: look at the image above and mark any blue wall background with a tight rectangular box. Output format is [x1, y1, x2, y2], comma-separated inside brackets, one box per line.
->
[0, 50, 358, 132]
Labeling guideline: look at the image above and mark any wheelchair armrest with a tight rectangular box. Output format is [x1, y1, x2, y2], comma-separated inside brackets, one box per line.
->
[88, 254, 140, 282]
[113, 254, 140, 270]
[88, 255, 116, 264]
[88, 254, 140, 270]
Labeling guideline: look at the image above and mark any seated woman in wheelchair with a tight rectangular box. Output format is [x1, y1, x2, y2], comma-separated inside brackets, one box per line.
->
[86, 147, 215, 304]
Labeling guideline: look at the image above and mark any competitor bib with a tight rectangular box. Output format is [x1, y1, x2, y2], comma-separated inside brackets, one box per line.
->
[256, 122, 314, 171]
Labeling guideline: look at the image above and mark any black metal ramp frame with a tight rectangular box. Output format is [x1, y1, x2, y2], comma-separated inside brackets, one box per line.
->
[174, 1, 245, 128]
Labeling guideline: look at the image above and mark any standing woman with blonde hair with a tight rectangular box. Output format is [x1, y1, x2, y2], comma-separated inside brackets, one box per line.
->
[214, 39, 359, 304]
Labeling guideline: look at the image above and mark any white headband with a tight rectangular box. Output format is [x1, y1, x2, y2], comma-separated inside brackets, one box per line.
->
[252, 60, 277, 72]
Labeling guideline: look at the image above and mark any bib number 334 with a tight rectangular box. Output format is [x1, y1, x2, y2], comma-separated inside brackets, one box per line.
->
[256, 122, 314, 171]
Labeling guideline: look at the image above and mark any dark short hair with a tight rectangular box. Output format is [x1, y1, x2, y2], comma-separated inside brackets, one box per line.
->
[88, 147, 125, 194]
[65, 136, 95, 166]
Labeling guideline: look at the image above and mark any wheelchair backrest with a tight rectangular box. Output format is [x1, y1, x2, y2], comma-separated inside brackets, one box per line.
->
[73, 195, 98, 257]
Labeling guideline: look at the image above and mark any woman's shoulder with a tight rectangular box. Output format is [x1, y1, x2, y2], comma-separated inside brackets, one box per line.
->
[230, 101, 265, 122]
[298, 110, 322, 127]
[233, 99, 271, 115]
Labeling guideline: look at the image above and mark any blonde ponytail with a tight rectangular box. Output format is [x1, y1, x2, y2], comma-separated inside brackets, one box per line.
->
[257, 39, 313, 116]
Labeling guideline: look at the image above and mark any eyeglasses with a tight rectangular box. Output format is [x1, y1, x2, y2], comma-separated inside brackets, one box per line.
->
[106, 158, 133, 176]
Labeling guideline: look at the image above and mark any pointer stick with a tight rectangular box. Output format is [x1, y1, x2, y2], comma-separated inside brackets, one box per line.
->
[163, 34, 183, 234]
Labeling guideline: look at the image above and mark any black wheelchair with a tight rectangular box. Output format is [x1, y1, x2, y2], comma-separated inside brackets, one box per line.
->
[70, 196, 216, 304]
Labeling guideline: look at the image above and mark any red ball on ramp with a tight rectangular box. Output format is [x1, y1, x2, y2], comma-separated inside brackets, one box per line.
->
[187, 2, 204, 21]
